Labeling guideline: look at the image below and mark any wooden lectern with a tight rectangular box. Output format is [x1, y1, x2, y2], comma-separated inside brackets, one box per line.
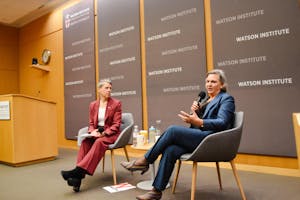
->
[293, 113, 300, 169]
[0, 94, 58, 166]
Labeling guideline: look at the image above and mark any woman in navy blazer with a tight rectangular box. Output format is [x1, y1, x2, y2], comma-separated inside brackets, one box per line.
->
[61, 80, 122, 192]
[121, 69, 235, 200]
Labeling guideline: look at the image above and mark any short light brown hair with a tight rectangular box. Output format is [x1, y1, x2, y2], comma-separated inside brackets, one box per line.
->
[206, 69, 228, 92]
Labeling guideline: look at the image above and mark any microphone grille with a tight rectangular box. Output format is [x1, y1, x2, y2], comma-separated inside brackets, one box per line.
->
[198, 91, 206, 99]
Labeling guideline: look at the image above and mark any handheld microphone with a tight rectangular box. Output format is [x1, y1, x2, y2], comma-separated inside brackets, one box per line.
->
[196, 91, 206, 106]
[190, 91, 206, 115]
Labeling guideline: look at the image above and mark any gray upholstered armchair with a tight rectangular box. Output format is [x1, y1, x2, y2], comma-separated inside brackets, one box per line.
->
[77, 112, 134, 185]
[172, 111, 246, 200]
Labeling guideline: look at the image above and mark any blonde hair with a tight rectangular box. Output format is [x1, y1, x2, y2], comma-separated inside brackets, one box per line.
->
[97, 79, 112, 88]
[206, 69, 228, 92]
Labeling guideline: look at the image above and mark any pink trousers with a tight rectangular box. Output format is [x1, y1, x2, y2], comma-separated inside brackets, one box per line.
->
[76, 136, 116, 175]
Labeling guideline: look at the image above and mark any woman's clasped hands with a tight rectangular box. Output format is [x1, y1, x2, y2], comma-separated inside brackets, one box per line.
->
[90, 129, 105, 138]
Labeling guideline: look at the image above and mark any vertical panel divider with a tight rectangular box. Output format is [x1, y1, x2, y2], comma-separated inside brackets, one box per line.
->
[204, 0, 213, 71]
[94, 0, 99, 98]
[139, 0, 148, 130]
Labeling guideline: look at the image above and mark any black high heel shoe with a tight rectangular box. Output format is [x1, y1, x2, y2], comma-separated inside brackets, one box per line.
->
[61, 167, 85, 180]
[67, 178, 82, 192]
[120, 160, 149, 175]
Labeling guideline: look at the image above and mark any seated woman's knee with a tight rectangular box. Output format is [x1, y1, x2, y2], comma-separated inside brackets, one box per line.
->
[94, 138, 105, 146]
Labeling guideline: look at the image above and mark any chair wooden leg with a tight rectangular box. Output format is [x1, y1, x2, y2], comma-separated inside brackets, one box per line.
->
[111, 149, 117, 185]
[191, 162, 197, 200]
[123, 146, 130, 162]
[102, 153, 105, 173]
[172, 160, 182, 193]
[230, 160, 246, 200]
[216, 162, 223, 190]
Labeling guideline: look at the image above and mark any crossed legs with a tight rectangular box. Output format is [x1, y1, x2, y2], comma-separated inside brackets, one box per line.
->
[121, 125, 208, 199]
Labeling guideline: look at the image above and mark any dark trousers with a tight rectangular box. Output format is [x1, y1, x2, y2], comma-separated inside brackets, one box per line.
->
[144, 125, 210, 191]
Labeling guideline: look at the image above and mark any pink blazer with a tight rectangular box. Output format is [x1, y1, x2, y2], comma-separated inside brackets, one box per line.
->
[88, 97, 122, 137]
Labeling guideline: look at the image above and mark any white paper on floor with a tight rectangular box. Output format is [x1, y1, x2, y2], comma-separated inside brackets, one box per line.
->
[103, 182, 136, 193]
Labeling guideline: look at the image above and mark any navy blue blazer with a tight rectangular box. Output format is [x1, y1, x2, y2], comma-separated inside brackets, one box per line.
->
[201, 91, 235, 133]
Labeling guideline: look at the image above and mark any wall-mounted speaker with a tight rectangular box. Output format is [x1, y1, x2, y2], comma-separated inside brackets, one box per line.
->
[32, 58, 38, 65]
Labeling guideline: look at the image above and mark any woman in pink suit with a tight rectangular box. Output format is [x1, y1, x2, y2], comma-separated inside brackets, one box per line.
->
[61, 80, 122, 192]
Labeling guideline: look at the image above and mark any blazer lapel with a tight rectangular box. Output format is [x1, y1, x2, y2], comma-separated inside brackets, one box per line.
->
[94, 100, 100, 125]
[104, 98, 112, 122]
[203, 93, 223, 118]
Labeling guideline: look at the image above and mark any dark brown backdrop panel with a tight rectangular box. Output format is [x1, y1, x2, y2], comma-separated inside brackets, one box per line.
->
[63, 0, 96, 140]
[144, 0, 207, 131]
[97, 0, 143, 129]
[211, 0, 300, 156]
